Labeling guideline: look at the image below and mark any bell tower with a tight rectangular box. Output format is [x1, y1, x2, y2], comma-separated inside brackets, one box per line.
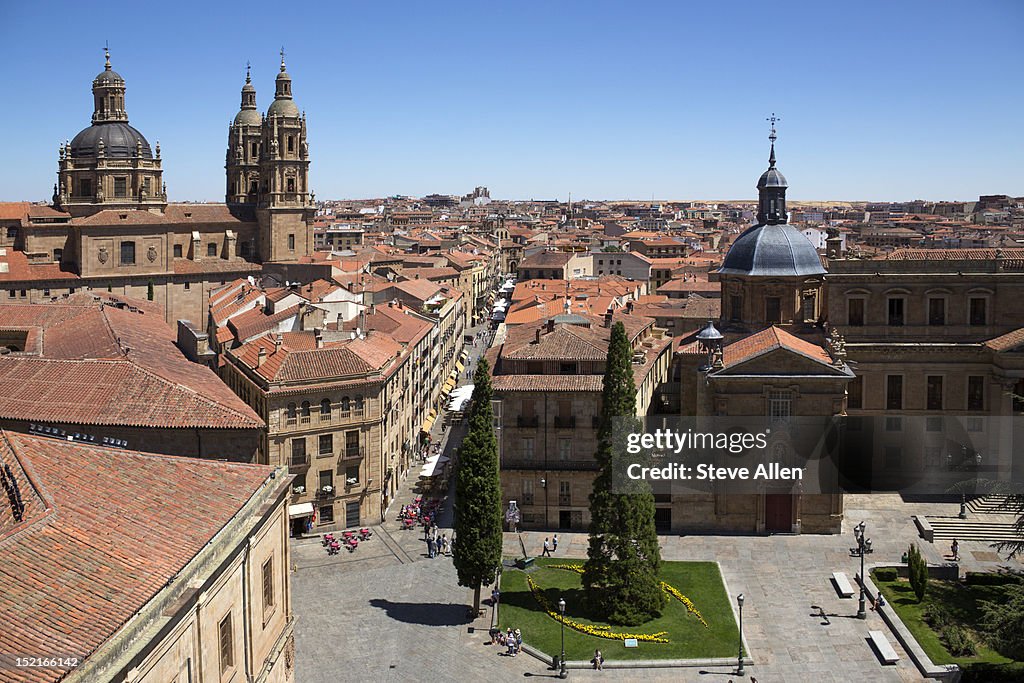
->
[226, 64, 262, 206]
[256, 49, 314, 262]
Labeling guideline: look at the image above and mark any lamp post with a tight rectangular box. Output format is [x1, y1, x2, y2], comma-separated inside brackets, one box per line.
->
[736, 593, 745, 676]
[558, 597, 568, 678]
[854, 521, 868, 619]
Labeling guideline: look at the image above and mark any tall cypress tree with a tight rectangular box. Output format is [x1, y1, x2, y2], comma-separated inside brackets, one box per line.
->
[583, 321, 666, 625]
[453, 358, 504, 614]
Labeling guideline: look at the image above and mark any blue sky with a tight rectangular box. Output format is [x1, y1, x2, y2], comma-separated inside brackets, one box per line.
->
[1, 1, 1021, 202]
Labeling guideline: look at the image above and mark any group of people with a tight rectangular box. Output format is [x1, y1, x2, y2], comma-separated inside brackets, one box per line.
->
[541, 534, 559, 557]
[491, 627, 523, 656]
[426, 524, 452, 558]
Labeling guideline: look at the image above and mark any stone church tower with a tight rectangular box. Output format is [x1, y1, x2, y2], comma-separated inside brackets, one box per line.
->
[226, 51, 314, 263]
[56, 49, 167, 217]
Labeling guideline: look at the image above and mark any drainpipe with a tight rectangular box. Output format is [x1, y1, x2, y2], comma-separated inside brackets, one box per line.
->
[241, 539, 254, 683]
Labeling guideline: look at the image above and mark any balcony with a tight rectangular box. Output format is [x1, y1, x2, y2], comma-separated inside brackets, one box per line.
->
[554, 416, 576, 429]
[517, 416, 539, 428]
[299, 415, 311, 425]
[501, 458, 599, 472]
[344, 445, 365, 459]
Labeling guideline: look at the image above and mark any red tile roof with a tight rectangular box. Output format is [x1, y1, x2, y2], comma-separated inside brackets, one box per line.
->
[0, 431, 276, 682]
[985, 327, 1024, 352]
[722, 326, 832, 367]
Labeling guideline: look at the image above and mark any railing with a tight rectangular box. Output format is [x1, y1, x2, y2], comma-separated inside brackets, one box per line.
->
[344, 446, 365, 459]
[501, 458, 599, 472]
[517, 416, 539, 428]
[286, 417, 297, 426]
[300, 415, 311, 425]
[554, 416, 576, 428]
[319, 413, 331, 423]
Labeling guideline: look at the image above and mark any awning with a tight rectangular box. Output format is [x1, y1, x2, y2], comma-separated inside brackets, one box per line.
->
[459, 350, 470, 361]
[455, 360, 465, 372]
[421, 414, 436, 433]
[443, 378, 457, 392]
[440, 382, 453, 397]
[288, 502, 314, 519]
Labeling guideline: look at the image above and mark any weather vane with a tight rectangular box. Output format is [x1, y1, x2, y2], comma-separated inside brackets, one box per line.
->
[767, 113, 780, 143]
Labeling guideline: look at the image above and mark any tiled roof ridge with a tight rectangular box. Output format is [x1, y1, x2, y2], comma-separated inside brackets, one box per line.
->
[123, 359, 263, 427]
[0, 431, 53, 547]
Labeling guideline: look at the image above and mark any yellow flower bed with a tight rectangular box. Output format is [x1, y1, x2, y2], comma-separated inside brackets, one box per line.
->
[546, 563, 709, 629]
[525, 575, 670, 643]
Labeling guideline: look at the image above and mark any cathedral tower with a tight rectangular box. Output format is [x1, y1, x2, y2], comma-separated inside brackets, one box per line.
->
[226, 64, 262, 206]
[255, 50, 314, 262]
[56, 48, 166, 217]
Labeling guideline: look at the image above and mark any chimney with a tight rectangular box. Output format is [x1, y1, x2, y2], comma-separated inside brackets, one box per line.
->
[546, 318, 555, 334]
[535, 328, 541, 344]
[314, 328, 324, 349]
[257, 346, 267, 367]
[274, 333, 283, 353]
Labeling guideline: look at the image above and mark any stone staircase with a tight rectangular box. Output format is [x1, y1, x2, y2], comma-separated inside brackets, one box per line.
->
[926, 516, 1024, 542]
[966, 495, 1012, 515]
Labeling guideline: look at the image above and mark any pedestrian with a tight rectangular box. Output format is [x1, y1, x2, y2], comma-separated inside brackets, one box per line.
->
[592, 649, 604, 670]
[542, 538, 552, 557]
[552, 534, 559, 552]
[440, 533, 448, 555]
[492, 587, 500, 606]
[951, 538, 960, 561]
[506, 628, 515, 656]
[515, 629, 522, 655]
[427, 537, 436, 558]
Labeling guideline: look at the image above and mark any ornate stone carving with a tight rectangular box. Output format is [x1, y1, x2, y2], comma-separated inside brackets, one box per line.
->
[147, 245, 157, 263]
[97, 247, 108, 264]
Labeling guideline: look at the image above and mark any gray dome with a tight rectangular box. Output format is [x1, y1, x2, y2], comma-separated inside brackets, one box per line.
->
[233, 109, 262, 126]
[94, 68, 124, 85]
[70, 122, 153, 159]
[267, 98, 299, 117]
[757, 166, 787, 189]
[719, 223, 825, 277]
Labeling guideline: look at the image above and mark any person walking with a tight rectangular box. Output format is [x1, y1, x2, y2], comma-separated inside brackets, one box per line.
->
[552, 534, 559, 552]
[951, 538, 960, 561]
[542, 538, 552, 557]
[427, 537, 436, 559]
[592, 649, 604, 670]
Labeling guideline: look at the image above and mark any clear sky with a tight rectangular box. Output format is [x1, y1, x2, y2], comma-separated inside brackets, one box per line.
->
[1, 1, 1021, 203]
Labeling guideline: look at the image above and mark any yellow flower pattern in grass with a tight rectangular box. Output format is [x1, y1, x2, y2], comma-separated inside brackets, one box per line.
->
[525, 576, 671, 643]
[546, 563, 710, 630]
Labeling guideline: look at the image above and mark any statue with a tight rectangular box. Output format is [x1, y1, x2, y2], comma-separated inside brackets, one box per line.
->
[301, 139, 308, 157]
[97, 137, 105, 158]
[155, 141, 161, 159]
[270, 136, 279, 156]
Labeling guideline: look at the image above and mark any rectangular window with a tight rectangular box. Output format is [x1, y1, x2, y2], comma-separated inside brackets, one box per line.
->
[287, 178, 296, 193]
[346, 501, 360, 527]
[847, 376, 863, 410]
[318, 469, 333, 491]
[926, 376, 943, 411]
[559, 481, 571, 506]
[218, 614, 233, 675]
[207, 243, 217, 257]
[346, 465, 360, 485]
[768, 390, 792, 423]
[114, 177, 127, 198]
[765, 297, 781, 324]
[120, 241, 136, 265]
[521, 479, 534, 505]
[345, 430, 360, 457]
[730, 295, 742, 321]
[173, 244, 183, 258]
[559, 362, 577, 374]
[928, 298, 945, 326]
[319, 504, 334, 524]
[80, 178, 92, 196]
[288, 234, 296, 251]
[969, 297, 987, 326]
[886, 375, 903, 410]
[262, 557, 274, 613]
[522, 437, 535, 458]
[318, 434, 333, 456]
[291, 439, 306, 466]
[887, 297, 904, 326]
[558, 438, 572, 461]
[184, 281, 190, 291]
[967, 376, 985, 411]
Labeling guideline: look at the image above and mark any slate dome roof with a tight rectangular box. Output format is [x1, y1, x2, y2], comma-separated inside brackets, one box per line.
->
[70, 122, 153, 159]
[267, 98, 299, 117]
[719, 223, 825, 277]
[233, 109, 262, 126]
[757, 165, 788, 189]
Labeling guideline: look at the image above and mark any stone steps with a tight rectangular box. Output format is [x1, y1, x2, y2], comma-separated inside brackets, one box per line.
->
[966, 495, 1014, 514]
[925, 516, 1024, 542]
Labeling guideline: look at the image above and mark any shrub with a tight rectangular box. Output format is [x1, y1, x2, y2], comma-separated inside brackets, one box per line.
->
[942, 624, 977, 657]
[908, 544, 928, 602]
[923, 603, 952, 630]
[980, 583, 1024, 660]
[966, 571, 1024, 586]
[874, 567, 898, 582]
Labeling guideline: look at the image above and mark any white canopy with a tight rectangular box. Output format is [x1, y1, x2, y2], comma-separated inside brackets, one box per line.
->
[288, 502, 314, 519]
[448, 384, 474, 412]
[419, 455, 450, 478]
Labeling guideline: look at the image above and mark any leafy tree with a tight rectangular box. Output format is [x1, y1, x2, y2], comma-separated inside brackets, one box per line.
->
[452, 358, 504, 615]
[601, 245, 623, 252]
[908, 544, 928, 603]
[583, 321, 666, 625]
[981, 582, 1024, 660]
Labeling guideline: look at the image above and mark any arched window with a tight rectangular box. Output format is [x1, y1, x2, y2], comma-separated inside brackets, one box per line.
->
[301, 401, 311, 417]
[340, 396, 350, 414]
[286, 403, 297, 424]
[354, 395, 365, 414]
[320, 398, 332, 417]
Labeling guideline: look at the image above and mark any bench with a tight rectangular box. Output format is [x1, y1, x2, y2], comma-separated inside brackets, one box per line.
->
[832, 571, 855, 598]
[868, 630, 899, 664]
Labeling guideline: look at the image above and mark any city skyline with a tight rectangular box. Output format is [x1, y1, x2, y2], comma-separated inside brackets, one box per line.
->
[1, 1, 1022, 203]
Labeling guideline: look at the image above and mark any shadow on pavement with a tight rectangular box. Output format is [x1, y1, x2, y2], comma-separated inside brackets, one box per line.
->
[369, 598, 474, 626]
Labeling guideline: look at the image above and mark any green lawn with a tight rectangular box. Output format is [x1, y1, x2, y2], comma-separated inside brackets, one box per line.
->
[498, 558, 741, 662]
[870, 570, 1023, 678]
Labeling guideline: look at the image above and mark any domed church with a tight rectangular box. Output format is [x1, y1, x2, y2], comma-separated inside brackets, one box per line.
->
[672, 121, 854, 535]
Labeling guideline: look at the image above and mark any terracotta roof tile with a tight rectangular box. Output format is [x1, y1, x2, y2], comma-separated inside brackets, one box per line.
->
[986, 327, 1024, 352]
[722, 326, 832, 367]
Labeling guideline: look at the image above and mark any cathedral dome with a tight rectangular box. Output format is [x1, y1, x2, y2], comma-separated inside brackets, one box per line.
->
[70, 122, 153, 159]
[93, 67, 124, 85]
[234, 108, 262, 126]
[719, 223, 825, 277]
[757, 165, 787, 189]
[267, 98, 299, 117]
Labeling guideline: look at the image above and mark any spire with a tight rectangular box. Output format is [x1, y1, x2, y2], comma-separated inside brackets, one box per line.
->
[755, 113, 788, 225]
[280, 47, 287, 72]
[91, 44, 128, 123]
[104, 42, 111, 71]
[239, 62, 257, 111]
[767, 112, 779, 167]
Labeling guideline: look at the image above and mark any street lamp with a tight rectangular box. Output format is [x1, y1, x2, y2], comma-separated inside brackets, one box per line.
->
[854, 521, 868, 619]
[736, 593, 745, 676]
[558, 597, 568, 678]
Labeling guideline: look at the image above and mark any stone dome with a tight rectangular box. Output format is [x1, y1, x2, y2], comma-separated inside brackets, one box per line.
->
[70, 122, 153, 159]
[267, 98, 300, 117]
[233, 108, 262, 126]
[719, 223, 825, 277]
[757, 165, 788, 189]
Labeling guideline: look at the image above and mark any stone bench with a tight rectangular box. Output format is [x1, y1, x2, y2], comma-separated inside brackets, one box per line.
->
[832, 571, 855, 598]
[869, 630, 899, 664]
